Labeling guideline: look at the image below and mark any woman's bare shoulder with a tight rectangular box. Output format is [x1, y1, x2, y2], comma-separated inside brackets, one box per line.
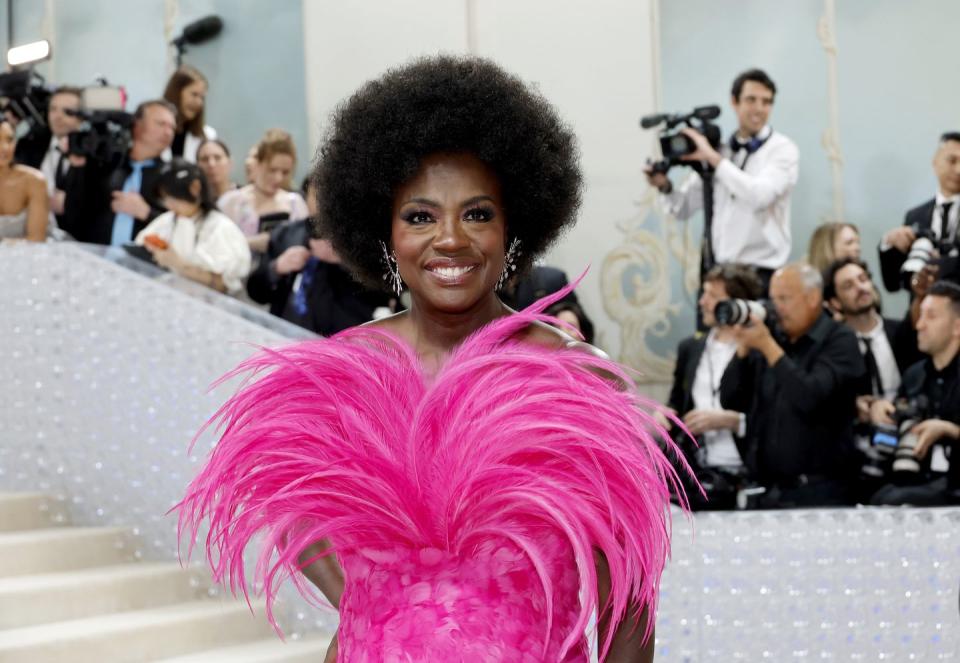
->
[13, 164, 45, 184]
[518, 319, 609, 359]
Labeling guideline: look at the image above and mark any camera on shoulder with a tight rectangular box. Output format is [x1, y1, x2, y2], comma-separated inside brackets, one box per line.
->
[65, 83, 132, 168]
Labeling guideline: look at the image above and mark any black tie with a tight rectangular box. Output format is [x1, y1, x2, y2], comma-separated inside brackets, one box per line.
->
[861, 337, 884, 397]
[941, 201, 955, 242]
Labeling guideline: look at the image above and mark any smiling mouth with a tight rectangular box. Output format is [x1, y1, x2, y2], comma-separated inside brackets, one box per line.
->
[425, 264, 478, 283]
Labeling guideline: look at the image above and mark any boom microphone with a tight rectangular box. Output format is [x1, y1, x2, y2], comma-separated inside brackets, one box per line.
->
[174, 16, 223, 47]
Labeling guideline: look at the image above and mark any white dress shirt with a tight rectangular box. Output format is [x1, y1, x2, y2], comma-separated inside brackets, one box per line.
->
[661, 125, 799, 270]
[690, 330, 743, 468]
[856, 314, 901, 402]
[39, 136, 68, 196]
[932, 191, 960, 243]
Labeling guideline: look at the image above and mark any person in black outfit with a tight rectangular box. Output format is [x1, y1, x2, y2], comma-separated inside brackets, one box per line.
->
[500, 265, 595, 342]
[868, 281, 960, 506]
[720, 263, 865, 507]
[247, 218, 392, 336]
[879, 132, 960, 293]
[661, 264, 763, 510]
[61, 99, 175, 245]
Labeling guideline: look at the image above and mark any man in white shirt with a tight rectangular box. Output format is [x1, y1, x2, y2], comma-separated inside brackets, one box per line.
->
[39, 86, 82, 226]
[645, 69, 799, 294]
[879, 132, 960, 293]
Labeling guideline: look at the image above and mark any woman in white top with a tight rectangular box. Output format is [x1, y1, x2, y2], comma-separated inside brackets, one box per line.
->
[136, 159, 250, 294]
[0, 118, 48, 242]
[218, 128, 308, 254]
[162, 65, 217, 163]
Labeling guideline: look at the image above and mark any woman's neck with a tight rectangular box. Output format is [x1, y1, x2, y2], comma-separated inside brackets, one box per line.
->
[406, 293, 509, 362]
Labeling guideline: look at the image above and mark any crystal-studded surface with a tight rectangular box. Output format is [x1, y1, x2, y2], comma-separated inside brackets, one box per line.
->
[2, 243, 958, 658]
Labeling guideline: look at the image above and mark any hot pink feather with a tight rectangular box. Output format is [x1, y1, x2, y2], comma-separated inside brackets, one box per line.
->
[177, 282, 690, 662]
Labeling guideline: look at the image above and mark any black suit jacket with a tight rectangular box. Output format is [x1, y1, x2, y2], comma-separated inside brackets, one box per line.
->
[247, 220, 390, 336]
[879, 199, 936, 292]
[61, 154, 166, 245]
[720, 313, 865, 481]
[666, 332, 749, 470]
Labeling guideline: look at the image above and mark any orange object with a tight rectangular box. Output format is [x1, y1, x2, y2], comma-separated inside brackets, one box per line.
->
[144, 235, 169, 250]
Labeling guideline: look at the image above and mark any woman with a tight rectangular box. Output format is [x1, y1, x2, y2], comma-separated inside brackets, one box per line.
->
[217, 128, 308, 253]
[807, 221, 861, 273]
[0, 119, 48, 241]
[178, 57, 684, 662]
[135, 159, 250, 294]
[196, 138, 237, 200]
[162, 65, 217, 163]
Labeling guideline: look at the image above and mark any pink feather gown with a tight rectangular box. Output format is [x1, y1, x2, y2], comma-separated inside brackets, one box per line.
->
[177, 289, 686, 662]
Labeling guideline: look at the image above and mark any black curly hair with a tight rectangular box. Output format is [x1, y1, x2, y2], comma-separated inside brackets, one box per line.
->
[312, 55, 583, 289]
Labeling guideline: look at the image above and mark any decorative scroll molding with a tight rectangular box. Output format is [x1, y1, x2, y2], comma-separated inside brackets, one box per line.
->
[817, 0, 845, 223]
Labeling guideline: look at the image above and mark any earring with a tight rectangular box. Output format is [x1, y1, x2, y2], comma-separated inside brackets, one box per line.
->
[497, 238, 522, 291]
[379, 240, 404, 297]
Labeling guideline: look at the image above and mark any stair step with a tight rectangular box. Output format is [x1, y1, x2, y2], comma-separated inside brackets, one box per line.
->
[157, 636, 335, 662]
[0, 562, 210, 628]
[0, 526, 136, 577]
[0, 600, 275, 662]
[0, 493, 69, 531]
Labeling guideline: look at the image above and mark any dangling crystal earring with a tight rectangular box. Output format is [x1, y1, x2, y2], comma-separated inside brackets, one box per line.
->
[497, 238, 522, 291]
[379, 240, 403, 297]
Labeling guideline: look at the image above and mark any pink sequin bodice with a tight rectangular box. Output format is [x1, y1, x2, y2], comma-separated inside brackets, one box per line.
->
[338, 530, 589, 662]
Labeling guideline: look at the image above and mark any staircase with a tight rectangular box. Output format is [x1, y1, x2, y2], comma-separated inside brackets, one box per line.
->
[0, 493, 333, 662]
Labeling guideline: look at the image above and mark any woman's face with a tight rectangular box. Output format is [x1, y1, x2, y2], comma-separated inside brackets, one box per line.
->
[254, 153, 294, 196]
[197, 142, 231, 185]
[179, 80, 207, 122]
[0, 122, 16, 168]
[390, 152, 507, 314]
[834, 225, 861, 261]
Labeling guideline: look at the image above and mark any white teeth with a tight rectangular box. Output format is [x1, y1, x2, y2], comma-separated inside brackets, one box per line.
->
[431, 266, 474, 279]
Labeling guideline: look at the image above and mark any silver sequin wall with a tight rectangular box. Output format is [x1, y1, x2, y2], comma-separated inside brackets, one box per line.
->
[1, 243, 959, 659]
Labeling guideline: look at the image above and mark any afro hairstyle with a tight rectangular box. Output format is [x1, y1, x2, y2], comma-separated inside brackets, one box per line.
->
[311, 55, 583, 289]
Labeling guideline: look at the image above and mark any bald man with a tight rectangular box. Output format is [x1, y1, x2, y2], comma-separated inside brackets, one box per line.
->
[718, 263, 866, 507]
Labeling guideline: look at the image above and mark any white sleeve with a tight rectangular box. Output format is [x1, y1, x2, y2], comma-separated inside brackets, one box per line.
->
[133, 212, 174, 244]
[194, 213, 253, 294]
[713, 139, 799, 211]
[660, 171, 704, 220]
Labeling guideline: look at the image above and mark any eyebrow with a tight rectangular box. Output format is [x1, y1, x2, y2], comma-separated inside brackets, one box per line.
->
[402, 195, 496, 207]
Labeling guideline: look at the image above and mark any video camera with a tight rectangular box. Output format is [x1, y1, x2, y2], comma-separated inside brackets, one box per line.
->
[640, 105, 723, 175]
[65, 84, 132, 168]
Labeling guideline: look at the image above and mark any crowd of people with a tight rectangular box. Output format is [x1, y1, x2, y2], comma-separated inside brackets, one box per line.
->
[2, 61, 958, 512]
[648, 69, 960, 510]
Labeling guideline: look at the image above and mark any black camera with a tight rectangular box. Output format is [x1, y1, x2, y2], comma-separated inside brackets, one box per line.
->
[640, 105, 723, 175]
[0, 68, 55, 164]
[66, 109, 133, 167]
[714, 298, 776, 328]
[871, 395, 930, 479]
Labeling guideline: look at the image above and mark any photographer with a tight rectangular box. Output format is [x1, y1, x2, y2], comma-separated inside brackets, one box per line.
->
[719, 263, 865, 507]
[660, 264, 763, 510]
[39, 86, 82, 226]
[868, 281, 960, 506]
[645, 69, 798, 293]
[879, 132, 960, 293]
[61, 99, 175, 245]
